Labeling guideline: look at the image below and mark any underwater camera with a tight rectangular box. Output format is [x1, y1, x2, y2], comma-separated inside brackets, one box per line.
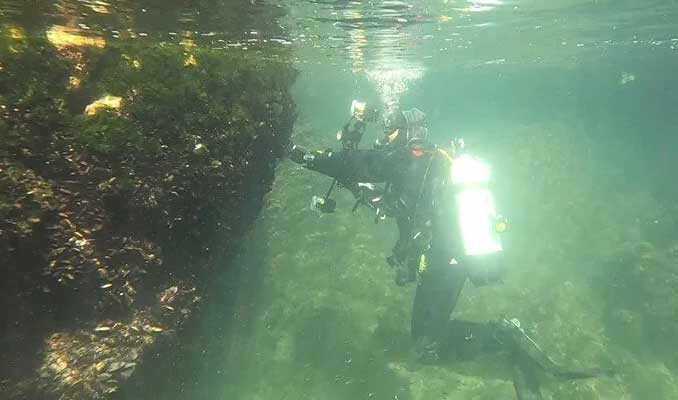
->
[350, 100, 379, 123]
[337, 100, 378, 150]
[315, 100, 378, 213]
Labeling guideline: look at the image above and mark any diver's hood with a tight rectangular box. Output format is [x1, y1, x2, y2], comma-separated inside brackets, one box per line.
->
[380, 108, 428, 147]
[401, 108, 428, 142]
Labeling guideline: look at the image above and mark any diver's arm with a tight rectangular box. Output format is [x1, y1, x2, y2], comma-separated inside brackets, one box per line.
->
[288, 99, 386, 181]
[289, 144, 395, 184]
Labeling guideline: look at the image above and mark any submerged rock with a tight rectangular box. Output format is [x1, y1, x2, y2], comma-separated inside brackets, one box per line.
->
[0, 25, 296, 400]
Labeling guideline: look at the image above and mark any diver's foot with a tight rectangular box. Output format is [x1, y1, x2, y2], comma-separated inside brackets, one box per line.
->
[492, 318, 554, 368]
[413, 336, 441, 364]
[493, 318, 613, 379]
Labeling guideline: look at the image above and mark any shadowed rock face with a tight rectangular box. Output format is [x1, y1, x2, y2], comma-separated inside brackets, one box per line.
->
[0, 26, 296, 400]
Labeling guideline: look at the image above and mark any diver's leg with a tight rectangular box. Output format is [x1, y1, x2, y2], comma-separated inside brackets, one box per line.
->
[410, 249, 467, 361]
[511, 352, 544, 400]
[389, 217, 418, 286]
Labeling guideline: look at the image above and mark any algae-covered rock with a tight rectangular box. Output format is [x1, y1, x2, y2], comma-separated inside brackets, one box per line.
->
[36, 284, 200, 399]
[0, 23, 296, 400]
[602, 236, 678, 366]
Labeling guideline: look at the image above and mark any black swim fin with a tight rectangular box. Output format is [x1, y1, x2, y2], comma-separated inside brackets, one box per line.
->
[494, 318, 615, 380]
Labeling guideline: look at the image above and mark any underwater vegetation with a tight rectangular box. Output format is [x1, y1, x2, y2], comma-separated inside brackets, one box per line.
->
[0, 24, 296, 399]
[600, 203, 678, 363]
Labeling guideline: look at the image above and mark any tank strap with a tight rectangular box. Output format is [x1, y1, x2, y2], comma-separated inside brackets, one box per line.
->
[436, 148, 454, 164]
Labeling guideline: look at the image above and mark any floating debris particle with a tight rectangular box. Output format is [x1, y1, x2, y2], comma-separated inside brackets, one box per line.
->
[69, 76, 81, 89]
[159, 286, 178, 303]
[193, 143, 208, 155]
[84, 95, 122, 116]
[620, 71, 636, 85]
[95, 361, 108, 371]
[144, 325, 164, 333]
[46, 25, 106, 49]
[94, 325, 113, 332]
[9, 26, 26, 40]
[184, 54, 198, 66]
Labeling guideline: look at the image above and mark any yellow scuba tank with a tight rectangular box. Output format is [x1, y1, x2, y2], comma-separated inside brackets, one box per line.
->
[450, 152, 503, 256]
[428, 141, 506, 285]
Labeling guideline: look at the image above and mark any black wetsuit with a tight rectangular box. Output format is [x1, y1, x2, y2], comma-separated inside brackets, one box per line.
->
[298, 145, 478, 350]
[292, 143, 608, 399]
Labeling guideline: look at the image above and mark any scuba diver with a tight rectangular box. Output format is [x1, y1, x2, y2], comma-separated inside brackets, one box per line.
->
[288, 101, 612, 399]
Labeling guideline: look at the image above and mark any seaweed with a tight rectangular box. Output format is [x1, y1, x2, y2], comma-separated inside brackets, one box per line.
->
[0, 22, 296, 400]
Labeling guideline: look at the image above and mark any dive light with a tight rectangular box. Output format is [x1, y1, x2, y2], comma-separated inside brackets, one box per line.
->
[450, 153, 504, 257]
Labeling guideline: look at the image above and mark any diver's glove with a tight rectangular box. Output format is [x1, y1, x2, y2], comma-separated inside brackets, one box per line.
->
[492, 318, 616, 380]
[289, 144, 308, 165]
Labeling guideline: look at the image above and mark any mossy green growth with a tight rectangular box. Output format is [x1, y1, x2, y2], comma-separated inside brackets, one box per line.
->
[1, 27, 297, 400]
[0, 32, 71, 158]
[1, 29, 296, 264]
[72, 43, 295, 158]
[0, 163, 56, 238]
[61, 42, 297, 262]
[76, 110, 145, 155]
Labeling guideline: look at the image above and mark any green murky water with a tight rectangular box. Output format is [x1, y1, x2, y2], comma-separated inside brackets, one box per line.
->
[2, 1, 678, 399]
